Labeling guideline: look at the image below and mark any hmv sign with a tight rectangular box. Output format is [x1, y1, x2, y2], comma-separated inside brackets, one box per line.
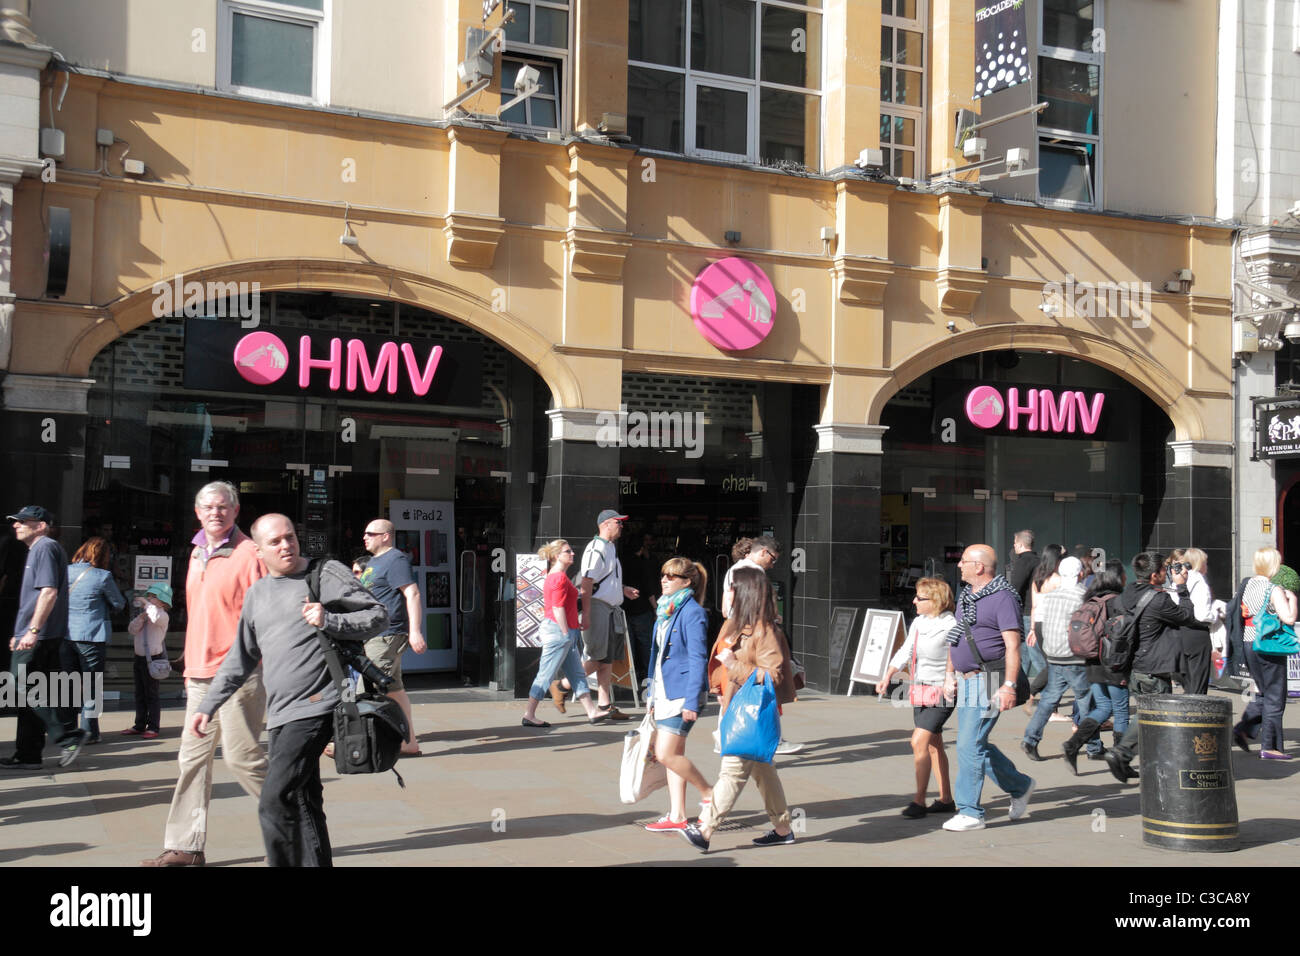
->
[183, 319, 482, 404]
[935, 379, 1120, 442]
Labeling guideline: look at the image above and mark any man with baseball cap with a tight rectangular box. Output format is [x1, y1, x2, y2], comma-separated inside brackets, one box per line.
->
[578, 509, 638, 719]
[2, 505, 86, 770]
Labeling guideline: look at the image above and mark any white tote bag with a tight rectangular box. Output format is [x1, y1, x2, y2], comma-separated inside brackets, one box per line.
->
[619, 712, 667, 804]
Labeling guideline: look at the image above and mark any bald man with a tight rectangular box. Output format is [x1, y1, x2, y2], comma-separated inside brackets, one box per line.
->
[191, 514, 388, 866]
[941, 544, 1035, 832]
[361, 518, 425, 754]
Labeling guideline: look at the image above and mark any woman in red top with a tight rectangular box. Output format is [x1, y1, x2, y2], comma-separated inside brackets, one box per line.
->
[522, 540, 605, 727]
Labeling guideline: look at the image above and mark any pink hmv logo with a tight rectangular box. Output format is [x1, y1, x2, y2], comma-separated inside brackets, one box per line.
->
[964, 385, 1106, 435]
[690, 257, 776, 351]
[233, 331, 290, 385]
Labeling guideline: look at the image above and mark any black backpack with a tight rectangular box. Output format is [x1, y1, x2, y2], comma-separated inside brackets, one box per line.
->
[1098, 589, 1158, 672]
[306, 559, 409, 786]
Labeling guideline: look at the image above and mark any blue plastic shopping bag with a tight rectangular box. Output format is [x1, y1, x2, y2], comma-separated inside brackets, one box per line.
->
[719, 670, 780, 763]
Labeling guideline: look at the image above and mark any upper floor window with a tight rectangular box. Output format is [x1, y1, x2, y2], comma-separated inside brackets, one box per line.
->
[627, 0, 823, 170]
[1037, 0, 1102, 207]
[879, 0, 924, 179]
[219, 0, 329, 105]
[499, 0, 569, 130]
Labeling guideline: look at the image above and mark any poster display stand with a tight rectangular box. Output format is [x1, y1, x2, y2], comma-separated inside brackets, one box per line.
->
[846, 609, 907, 696]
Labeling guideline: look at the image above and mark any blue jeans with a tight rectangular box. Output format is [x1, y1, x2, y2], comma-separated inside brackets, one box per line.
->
[71, 641, 106, 736]
[529, 620, 590, 701]
[1236, 642, 1289, 752]
[1082, 682, 1129, 755]
[1021, 616, 1048, 688]
[1023, 663, 1090, 746]
[954, 674, 1033, 821]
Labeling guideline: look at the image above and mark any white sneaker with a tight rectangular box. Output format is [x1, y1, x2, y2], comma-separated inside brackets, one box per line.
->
[1009, 777, 1036, 821]
[775, 739, 803, 755]
[942, 813, 986, 832]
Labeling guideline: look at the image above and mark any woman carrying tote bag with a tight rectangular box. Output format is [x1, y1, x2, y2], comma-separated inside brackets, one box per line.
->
[681, 566, 795, 853]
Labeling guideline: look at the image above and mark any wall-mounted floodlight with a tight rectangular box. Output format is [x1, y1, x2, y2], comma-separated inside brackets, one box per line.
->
[962, 137, 987, 160]
[497, 64, 540, 118]
[854, 147, 884, 169]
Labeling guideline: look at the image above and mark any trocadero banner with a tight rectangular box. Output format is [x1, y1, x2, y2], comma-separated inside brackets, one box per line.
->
[974, 0, 1031, 99]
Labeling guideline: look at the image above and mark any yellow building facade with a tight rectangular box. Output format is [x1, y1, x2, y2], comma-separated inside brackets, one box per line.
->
[1, 0, 1233, 690]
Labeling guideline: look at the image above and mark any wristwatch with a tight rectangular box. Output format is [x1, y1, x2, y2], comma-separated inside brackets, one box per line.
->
[27, 626, 39, 635]
[1002, 680, 1015, 689]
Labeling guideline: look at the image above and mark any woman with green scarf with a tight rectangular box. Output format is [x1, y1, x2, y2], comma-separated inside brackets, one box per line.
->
[642, 556, 714, 833]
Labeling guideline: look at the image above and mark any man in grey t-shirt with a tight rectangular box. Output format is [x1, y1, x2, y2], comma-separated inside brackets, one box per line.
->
[190, 514, 389, 867]
[579, 509, 639, 720]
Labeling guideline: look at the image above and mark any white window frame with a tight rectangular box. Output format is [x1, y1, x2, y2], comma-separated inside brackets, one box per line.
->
[499, 54, 564, 131]
[880, 0, 926, 180]
[1036, 0, 1103, 208]
[498, 0, 571, 132]
[217, 0, 331, 106]
[627, 0, 823, 169]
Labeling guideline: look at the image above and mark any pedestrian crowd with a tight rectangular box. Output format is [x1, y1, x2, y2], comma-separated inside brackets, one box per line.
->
[2, 497, 1293, 862]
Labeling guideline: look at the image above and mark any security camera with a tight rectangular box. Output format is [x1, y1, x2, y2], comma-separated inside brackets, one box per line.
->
[946, 321, 957, 333]
[1285, 313, 1300, 343]
[855, 148, 884, 170]
[513, 65, 540, 94]
[1038, 301, 1060, 317]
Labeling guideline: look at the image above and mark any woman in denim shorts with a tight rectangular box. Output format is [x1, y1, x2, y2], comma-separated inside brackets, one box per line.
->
[522, 540, 604, 727]
[643, 557, 713, 832]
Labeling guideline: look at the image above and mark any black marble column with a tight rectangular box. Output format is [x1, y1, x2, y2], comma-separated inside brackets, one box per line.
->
[0, 407, 88, 545]
[1147, 448, 1233, 600]
[791, 449, 882, 693]
[516, 426, 621, 697]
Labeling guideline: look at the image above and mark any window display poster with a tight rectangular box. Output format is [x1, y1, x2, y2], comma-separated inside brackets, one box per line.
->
[515, 554, 548, 649]
[134, 556, 172, 593]
[389, 500, 456, 672]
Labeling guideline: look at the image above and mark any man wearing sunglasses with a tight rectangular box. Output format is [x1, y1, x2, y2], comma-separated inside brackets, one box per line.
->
[361, 520, 426, 755]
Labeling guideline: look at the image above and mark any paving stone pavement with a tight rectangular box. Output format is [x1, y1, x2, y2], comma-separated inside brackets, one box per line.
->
[0, 685, 1295, 867]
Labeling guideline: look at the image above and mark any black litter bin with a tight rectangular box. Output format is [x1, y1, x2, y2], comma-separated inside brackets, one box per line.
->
[1138, 694, 1239, 852]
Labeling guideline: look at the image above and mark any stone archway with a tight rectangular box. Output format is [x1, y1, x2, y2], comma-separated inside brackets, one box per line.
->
[62, 258, 586, 408]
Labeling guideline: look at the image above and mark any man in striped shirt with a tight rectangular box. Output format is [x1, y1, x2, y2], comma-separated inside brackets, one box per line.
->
[1020, 556, 1089, 762]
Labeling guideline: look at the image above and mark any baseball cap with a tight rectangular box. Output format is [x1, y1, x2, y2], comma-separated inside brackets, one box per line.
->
[596, 509, 628, 525]
[7, 505, 54, 524]
[1057, 556, 1083, 580]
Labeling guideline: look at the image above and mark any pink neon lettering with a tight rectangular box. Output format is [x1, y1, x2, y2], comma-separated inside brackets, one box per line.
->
[299, 336, 342, 390]
[1075, 391, 1105, 434]
[346, 339, 400, 394]
[1006, 387, 1037, 431]
[1037, 389, 1076, 433]
[400, 343, 443, 397]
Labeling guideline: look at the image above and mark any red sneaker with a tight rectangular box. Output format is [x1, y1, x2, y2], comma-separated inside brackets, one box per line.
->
[644, 816, 687, 832]
[121, 728, 144, 736]
[140, 730, 160, 739]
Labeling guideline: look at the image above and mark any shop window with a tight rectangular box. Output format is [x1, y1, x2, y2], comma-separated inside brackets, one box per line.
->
[627, 0, 822, 170]
[219, 0, 329, 105]
[880, 0, 924, 180]
[1037, 0, 1102, 207]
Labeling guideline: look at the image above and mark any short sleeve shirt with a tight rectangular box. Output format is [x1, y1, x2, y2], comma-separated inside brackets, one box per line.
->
[15, 536, 69, 640]
[580, 538, 623, 605]
[950, 588, 1021, 673]
[362, 547, 416, 636]
[543, 570, 579, 625]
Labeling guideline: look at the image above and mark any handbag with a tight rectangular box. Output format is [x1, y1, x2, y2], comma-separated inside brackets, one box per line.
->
[306, 560, 409, 786]
[619, 712, 667, 803]
[719, 670, 781, 763]
[1253, 585, 1300, 655]
[146, 652, 174, 681]
[907, 633, 944, 707]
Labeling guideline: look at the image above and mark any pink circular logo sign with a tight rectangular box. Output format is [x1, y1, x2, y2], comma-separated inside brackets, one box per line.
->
[965, 385, 1005, 429]
[232, 331, 290, 386]
[689, 257, 777, 351]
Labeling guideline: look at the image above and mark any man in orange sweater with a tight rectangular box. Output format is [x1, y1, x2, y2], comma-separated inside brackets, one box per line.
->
[141, 480, 267, 866]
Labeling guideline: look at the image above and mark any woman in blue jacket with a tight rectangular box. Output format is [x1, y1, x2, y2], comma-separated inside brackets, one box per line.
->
[643, 557, 714, 833]
[67, 537, 126, 743]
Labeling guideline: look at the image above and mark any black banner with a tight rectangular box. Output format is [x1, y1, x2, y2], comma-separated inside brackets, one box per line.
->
[934, 378, 1122, 442]
[974, 0, 1031, 99]
[183, 319, 482, 406]
[1257, 405, 1300, 459]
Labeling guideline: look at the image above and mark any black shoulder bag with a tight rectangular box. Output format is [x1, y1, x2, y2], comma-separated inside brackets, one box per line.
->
[305, 559, 409, 787]
[962, 615, 1032, 708]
